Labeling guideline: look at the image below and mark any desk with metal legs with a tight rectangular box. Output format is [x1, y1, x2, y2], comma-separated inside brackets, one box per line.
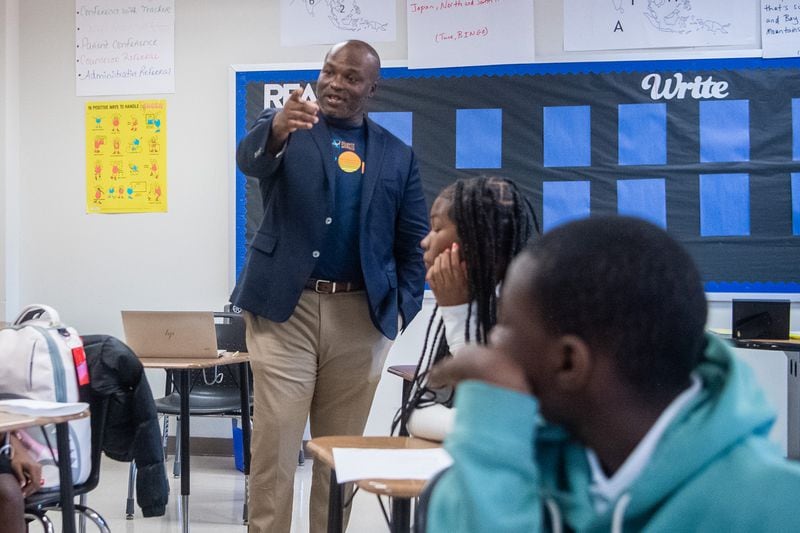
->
[0, 408, 91, 533]
[307, 435, 439, 533]
[140, 354, 251, 533]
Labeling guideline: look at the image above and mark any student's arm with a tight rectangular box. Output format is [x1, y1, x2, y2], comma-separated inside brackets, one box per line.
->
[439, 303, 469, 355]
[427, 381, 542, 533]
[428, 243, 470, 353]
[9, 433, 42, 497]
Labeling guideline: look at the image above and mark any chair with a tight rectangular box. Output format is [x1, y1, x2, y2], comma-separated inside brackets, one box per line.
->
[124, 311, 253, 521]
[413, 467, 450, 533]
[25, 399, 111, 533]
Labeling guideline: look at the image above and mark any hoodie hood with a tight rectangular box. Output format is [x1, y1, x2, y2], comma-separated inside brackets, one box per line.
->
[538, 334, 778, 531]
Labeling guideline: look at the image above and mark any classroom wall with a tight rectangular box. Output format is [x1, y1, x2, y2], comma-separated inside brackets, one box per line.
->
[2, 0, 797, 444]
[1, 2, 6, 323]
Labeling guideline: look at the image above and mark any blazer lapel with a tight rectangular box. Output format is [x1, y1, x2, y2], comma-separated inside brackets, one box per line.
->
[361, 118, 385, 226]
[310, 119, 336, 199]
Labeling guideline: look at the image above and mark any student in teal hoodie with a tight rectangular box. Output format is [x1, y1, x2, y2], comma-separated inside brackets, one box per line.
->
[425, 216, 800, 533]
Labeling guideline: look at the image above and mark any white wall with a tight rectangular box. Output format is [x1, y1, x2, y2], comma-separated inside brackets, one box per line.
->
[3, 1, 797, 446]
[0, 0, 6, 323]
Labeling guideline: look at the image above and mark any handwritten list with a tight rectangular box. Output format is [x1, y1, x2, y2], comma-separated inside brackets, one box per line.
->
[407, 0, 535, 69]
[76, 1, 175, 96]
[761, 1, 800, 58]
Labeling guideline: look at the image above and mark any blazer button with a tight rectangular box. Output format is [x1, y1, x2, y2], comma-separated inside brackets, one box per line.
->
[325, 217, 332, 225]
[312, 251, 320, 258]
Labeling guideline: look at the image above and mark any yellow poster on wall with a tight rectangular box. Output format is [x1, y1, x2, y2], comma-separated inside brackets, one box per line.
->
[85, 100, 166, 213]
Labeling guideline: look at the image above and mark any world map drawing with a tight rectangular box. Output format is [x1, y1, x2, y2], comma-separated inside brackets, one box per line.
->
[609, 0, 730, 34]
[293, 0, 388, 32]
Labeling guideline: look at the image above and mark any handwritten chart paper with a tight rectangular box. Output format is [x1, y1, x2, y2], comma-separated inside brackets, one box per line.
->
[564, 0, 758, 51]
[76, 1, 175, 96]
[762, 1, 800, 57]
[85, 100, 167, 214]
[407, 0, 535, 69]
[280, 0, 396, 46]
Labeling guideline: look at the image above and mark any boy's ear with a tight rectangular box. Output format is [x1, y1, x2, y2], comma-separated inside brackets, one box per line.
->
[553, 334, 592, 392]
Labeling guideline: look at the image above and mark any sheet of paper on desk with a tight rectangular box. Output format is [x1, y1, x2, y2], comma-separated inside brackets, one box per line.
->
[332, 448, 453, 483]
[0, 399, 88, 417]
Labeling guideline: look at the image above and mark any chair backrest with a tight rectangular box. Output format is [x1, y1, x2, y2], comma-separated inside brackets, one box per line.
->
[214, 312, 247, 353]
[414, 467, 450, 533]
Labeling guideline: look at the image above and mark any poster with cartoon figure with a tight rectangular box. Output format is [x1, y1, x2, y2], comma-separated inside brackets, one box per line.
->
[86, 99, 166, 213]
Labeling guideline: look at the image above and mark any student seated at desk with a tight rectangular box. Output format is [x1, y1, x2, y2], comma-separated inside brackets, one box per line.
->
[396, 176, 536, 440]
[0, 432, 42, 533]
[426, 216, 800, 533]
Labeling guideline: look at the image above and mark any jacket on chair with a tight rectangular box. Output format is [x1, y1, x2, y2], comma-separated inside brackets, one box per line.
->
[83, 334, 169, 517]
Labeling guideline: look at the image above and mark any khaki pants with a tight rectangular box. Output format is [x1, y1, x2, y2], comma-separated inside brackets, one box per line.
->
[245, 290, 393, 533]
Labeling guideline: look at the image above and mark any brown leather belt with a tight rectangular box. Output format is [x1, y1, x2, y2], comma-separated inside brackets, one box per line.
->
[305, 278, 365, 294]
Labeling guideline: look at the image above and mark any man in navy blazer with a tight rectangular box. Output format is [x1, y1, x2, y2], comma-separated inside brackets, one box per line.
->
[233, 40, 428, 532]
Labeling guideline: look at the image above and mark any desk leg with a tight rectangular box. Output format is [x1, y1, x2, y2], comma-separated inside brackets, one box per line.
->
[787, 351, 800, 460]
[399, 380, 412, 437]
[239, 362, 251, 524]
[327, 470, 343, 533]
[390, 498, 411, 533]
[56, 421, 76, 533]
[180, 370, 190, 533]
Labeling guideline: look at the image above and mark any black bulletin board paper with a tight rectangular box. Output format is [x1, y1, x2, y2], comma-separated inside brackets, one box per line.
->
[234, 57, 800, 295]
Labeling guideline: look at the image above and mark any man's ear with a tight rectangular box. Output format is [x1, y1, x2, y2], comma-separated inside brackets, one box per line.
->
[553, 334, 592, 392]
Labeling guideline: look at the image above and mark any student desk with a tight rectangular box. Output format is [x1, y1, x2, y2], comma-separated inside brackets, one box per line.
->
[307, 435, 439, 533]
[139, 353, 251, 533]
[731, 338, 800, 459]
[0, 407, 90, 533]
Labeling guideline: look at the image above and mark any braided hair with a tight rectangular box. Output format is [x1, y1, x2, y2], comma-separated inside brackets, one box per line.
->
[392, 176, 540, 434]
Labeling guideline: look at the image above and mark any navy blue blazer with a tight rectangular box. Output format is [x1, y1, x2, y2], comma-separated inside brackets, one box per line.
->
[232, 109, 429, 339]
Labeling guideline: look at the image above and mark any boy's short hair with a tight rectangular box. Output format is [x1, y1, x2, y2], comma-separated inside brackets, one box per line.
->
[526, 216, 707, 394]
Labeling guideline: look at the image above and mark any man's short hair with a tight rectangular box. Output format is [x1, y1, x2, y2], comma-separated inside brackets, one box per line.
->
[526, 216, 707, 394]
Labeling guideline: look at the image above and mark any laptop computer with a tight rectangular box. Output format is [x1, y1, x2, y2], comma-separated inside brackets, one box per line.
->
[731, 299, 790, 340]
[121, 311, 224, 359]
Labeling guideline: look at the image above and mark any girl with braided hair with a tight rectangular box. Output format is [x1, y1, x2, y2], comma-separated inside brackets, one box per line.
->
[393, 176, 539, 440]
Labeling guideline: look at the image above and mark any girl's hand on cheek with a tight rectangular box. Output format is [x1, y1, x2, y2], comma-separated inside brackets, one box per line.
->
[427, 243, 469, 307]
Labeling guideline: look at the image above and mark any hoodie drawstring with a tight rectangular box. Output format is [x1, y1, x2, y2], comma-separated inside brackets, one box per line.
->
[544, 497, 563, 533]
[611, 493, 631, 533]
[544, 493, 630, 533]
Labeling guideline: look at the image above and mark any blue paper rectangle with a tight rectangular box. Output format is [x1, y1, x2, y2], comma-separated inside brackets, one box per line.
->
[544, 106, 591, 167]
[618, 103, 667, 165]
[455, 109, 502, 169]
[700, 100, 750, 163]
[699, 174, 750, 236]
[543, 181, 591, 232]
[793, 99, 800, 161]
[617, 178, 667, 228]
[793, 173, 800, 235]
[368, 112, 413, 147]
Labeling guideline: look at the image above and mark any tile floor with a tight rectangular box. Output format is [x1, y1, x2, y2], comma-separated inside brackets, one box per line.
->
[33, 455, 389, 533]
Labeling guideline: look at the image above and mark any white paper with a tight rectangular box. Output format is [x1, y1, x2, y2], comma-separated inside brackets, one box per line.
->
[280, 0, 396, 47]
[564, 0, 759, 52]
[407, 0, 535, 69]
[76, 0, 175, 96]
[331, 447, 453, 483]
[0, 399, 89, 417]
[761, 1, 800, 58]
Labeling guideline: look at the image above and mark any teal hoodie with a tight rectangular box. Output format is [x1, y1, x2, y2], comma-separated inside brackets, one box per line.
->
[428, 335, 800, 532]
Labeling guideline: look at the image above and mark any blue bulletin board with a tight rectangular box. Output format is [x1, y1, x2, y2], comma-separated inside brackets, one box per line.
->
[233, 57, 800, 295]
